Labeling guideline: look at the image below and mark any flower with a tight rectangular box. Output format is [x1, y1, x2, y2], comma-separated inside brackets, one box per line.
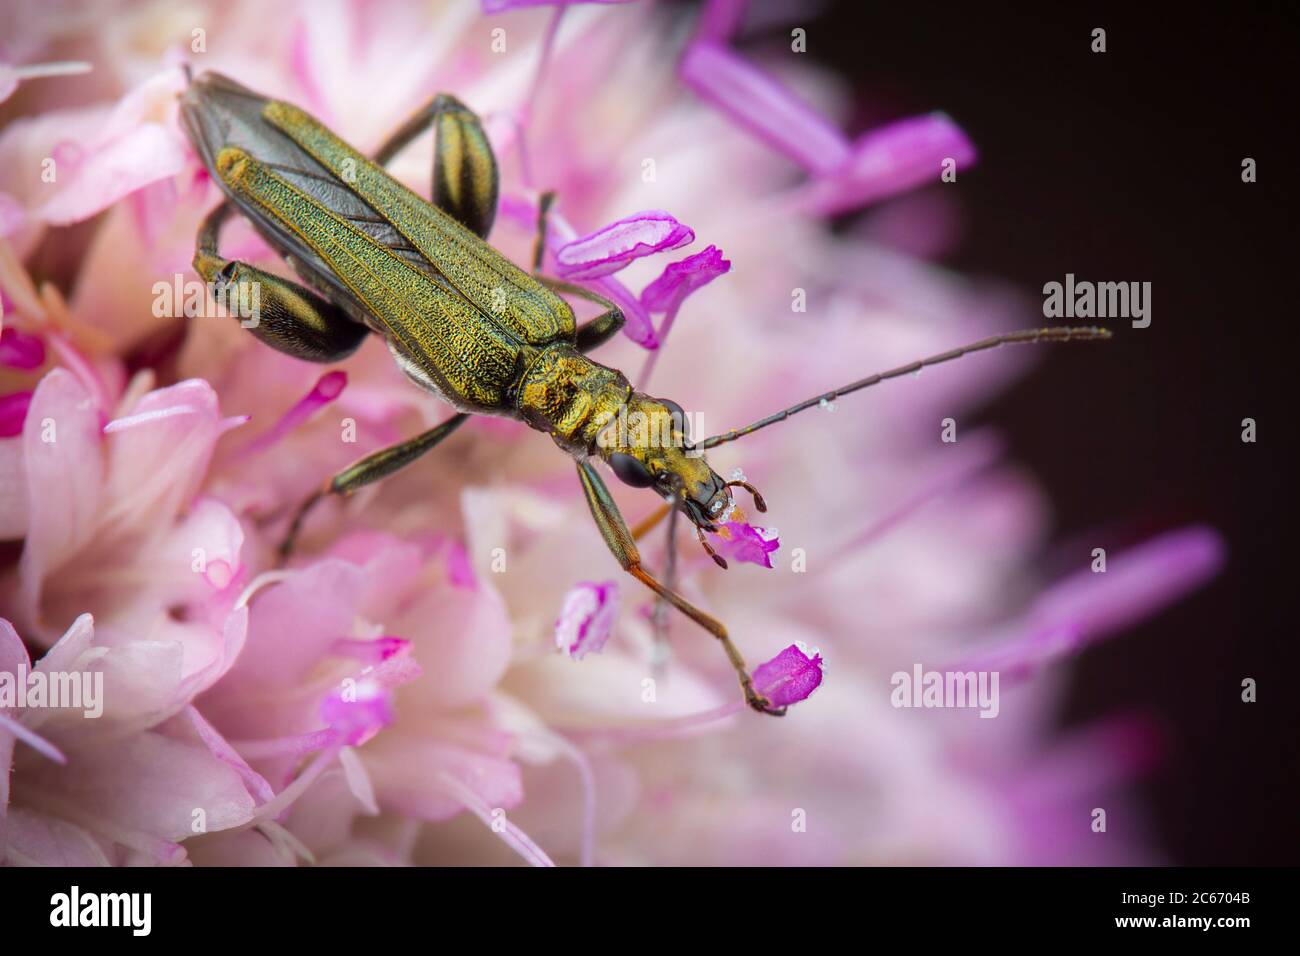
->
[554, 211, 695, 280]
[0, 0, 1223, 868]
[752, 642, 823, 707]
[555, 580, 620, 658]
[713, 520, 780, 569]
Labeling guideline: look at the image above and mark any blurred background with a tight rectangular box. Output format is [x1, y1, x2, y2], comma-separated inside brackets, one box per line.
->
[726, 0, 1295, 864]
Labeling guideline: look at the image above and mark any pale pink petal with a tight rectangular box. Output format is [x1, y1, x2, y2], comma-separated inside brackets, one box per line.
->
[0, 191, 24, 237]
[38, 123, 188, 226]
[555, 211, 695, 281]
[680, 41, 850, 175]
[17, 370, 103, 622]
[3, 808, 111, 866]
[23, 730, 257, 843]
[0, 712, 67, 765]
[337, 746, 380, 815]
[225, 559, 366, 689]
[171, 704, 275, 805]
[393, 582, 514, 711]
[101, 379, 224, 532]
[364, 731, 524, 823]
[555, 580, 619, 659]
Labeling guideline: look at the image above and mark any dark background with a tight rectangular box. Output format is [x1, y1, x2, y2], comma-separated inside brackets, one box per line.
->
[726, 1, 1296, 864]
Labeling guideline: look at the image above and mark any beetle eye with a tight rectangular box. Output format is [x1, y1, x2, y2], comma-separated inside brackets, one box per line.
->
[660, 399, 689, 439]
[609, 452, 656, 488]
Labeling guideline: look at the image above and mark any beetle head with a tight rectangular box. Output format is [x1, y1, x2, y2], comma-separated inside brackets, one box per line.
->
[598, 394, 763, 535]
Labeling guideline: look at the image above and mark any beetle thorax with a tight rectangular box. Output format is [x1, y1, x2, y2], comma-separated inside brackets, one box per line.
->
[515, 344, 633, 456]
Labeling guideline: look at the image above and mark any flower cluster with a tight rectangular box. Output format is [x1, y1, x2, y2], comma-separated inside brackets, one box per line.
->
[0, 0, 1220, 866]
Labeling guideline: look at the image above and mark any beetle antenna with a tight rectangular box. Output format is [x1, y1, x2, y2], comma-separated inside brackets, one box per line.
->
[725, 479, 767, 513]
[700, 325, 1112, 449]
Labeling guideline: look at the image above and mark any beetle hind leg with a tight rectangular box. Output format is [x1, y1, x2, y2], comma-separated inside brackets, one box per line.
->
[193, 202, 368, 362]
[374, 94, 499, 239]
[575, 461, 785, 716]
[278, 413, 471, 559]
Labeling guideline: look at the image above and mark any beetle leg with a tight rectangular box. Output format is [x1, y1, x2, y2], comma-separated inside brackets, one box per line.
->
[194, 202, 369, 362]
[374, 93, 499, 239]
[575, 461, 785, 716]
[649, 504, 681, 668]
[536, 277, 626, 353]
[279, 413, 471, 559]
[531, 190, 556, 272]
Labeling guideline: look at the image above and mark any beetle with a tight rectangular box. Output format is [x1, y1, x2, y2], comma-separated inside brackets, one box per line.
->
[179, 70, 1109, 716]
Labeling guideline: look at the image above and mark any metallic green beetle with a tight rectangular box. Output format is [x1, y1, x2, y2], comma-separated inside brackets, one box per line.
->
[180, 71, 1109, 716]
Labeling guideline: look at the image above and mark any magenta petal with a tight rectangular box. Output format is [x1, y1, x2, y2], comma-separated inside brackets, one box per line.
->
[239, 369, 347, 458]
[555, 211, 695, 281]
[641, 245, 731, 314]
[555, 580, 620, 659]
[330, 636, 411, 664]
[320, 679, 395, 746]
[0, 328, 45, 370]
[715, 521, 780, 568]
[694, 0, 748, 43]
[753, 643, 824, 707]
[0, 391, 32, 437]
[800, 113, 977, 217]
[958, 525, 1225, 680]
[1028, 525, 1225, 647]
[680, 41, 850, 175]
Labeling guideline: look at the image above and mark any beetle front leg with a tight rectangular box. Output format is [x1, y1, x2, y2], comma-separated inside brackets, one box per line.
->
[575, 461, 785, 716]
[374, 93, 498, 239]
[279, 413, 471, 559]
[194, 202, 369, 361]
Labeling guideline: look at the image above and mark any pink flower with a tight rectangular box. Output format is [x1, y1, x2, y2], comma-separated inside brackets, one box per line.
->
[713, 520, 780, 569]
[0, 327, 45, 370]
[555, 581, 620, 659]
[752, 643, 823, 707]
[641, 245, 732, 316]
[554, 211, 695, 281]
